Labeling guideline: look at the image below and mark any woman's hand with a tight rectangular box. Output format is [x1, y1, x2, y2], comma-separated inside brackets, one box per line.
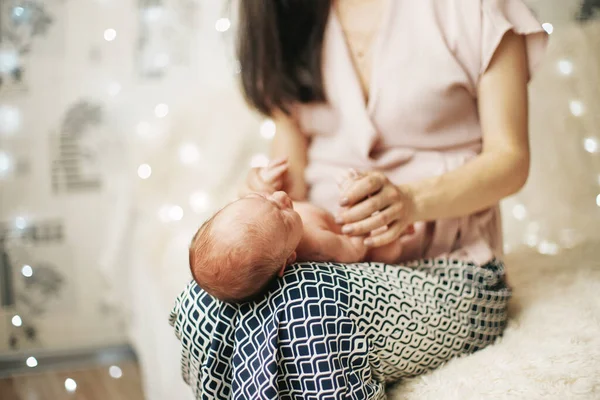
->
[238, 157, 289, 197]
[336, 171, 416, 247]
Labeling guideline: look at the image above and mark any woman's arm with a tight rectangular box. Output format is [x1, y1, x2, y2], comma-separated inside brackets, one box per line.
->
[336, 31, 532, 247]
[407, 31, 530, 222]
[270, 110, 310, 201]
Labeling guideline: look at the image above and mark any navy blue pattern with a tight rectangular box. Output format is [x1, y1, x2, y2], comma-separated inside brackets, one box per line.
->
[170, 258, 510, 399]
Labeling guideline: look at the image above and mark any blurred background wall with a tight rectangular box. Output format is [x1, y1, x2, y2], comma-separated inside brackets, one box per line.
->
[0, 0, 598, 399]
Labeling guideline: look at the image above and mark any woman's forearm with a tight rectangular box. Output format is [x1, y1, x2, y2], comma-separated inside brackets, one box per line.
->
[271, 110, 309, 200]
[405, 149, 529, 223]
[407, 31, 532, 223]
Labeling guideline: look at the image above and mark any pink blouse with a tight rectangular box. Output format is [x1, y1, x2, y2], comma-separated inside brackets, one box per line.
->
[294, 0, 548, 265]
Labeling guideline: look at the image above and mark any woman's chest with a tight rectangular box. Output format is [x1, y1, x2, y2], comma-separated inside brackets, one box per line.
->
[305, 3, 477, 144]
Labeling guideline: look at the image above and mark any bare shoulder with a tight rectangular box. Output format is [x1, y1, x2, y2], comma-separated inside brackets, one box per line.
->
[294, 202, 331, 219]
[294, 202, 337, 230]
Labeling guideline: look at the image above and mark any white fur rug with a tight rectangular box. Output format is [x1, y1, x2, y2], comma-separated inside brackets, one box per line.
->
[390, 244, 600, 400]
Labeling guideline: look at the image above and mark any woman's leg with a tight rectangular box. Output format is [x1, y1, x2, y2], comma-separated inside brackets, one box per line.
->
[170, 263, 386, 399]
[342, 258, 511, 380]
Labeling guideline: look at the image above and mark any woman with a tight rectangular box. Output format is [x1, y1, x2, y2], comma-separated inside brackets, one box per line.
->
[171, 0, 548, 398]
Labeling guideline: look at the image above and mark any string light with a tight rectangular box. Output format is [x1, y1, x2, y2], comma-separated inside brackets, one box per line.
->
[137, 164, 152, 179]
[190, 191, 210, 213]
[215, 18, 231, 32]
[22, 264, 33, 277]
[15, 217, 27, 229]
[524, 222, 540, 247]
[512, 204, 527, 221]
[583, 137, 598, 153]
[557, 59, 573, 76]
[179, 144, 201, 164]
[169, 206, 184, 221]
[159, 205, 184, 222]
[107, 82, 121, 96]
[12, 315, 22, 327]
[109, 366, 123, 379]
[542, 22, 553, 34]
[537, 240, 559, 255]
[65, 378, 77, 393]
[154, 103, 169, 118]
[596, 194, 600, 207]
[250, 154, 269, 168]
[0, 48, 19, 73]
[104, 29, 117, 42]
[0, 105, 22, 135]
[12, 6, 25, 18]
[525, 234, 539, 247]
[26, 357, 38, 368]
[0, 151, 13, 176]
[570, 100, 585, 117]
[142, 6, 164, 22]
[260, 119, 276, 139]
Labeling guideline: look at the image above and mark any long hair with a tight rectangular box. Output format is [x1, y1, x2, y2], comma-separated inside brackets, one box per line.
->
[237, 0, 332, 116]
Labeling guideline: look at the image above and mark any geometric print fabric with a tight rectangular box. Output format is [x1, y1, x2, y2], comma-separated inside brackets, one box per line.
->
[170, 258, 511, 399]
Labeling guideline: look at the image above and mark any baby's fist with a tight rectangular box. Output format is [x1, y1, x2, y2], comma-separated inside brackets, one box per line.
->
[259, 157, 289, 191]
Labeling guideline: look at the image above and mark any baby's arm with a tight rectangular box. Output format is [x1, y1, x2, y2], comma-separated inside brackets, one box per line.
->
[296, 226, 367, 263]
[293, 202, 367, 263]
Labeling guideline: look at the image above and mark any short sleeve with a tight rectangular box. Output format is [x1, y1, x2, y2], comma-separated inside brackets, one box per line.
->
[481, 0, 549, 80]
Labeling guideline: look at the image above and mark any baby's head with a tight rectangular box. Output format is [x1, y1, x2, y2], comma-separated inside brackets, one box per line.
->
[189, 191, 303, 303]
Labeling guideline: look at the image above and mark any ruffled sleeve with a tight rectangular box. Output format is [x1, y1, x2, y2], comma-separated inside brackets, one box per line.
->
[480, 0, 549, 81]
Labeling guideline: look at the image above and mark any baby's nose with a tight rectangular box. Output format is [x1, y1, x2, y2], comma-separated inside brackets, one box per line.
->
[271, 191, 293, 209]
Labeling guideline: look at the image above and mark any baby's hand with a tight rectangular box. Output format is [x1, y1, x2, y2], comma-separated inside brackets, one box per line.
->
[259, 157, 289, 192]
[349, 236, 368, 260]
[337, 168, 363, 192]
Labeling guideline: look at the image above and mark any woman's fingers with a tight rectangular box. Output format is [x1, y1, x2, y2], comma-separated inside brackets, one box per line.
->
[370, 223, 389, 237]
[337, 185, 397, 225]
[341, 202, 403, 236]
[364, 220, 407, 247]
[339, 172, 385, 206]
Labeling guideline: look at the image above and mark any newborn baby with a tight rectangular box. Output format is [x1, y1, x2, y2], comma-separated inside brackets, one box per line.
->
[189, 161, 405, 303]
[189, 191, 367, 303]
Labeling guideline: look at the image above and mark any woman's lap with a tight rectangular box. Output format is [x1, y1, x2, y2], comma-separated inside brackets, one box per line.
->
[170, 259, 511, 399]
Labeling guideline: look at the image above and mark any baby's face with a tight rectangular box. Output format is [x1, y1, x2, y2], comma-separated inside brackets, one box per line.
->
[214, 191, 303, 260]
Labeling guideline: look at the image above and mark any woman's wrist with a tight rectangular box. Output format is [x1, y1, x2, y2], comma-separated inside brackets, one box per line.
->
[398, 179, 432, 224]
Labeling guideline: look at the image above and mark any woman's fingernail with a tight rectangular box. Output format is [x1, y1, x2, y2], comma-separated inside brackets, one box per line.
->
[342, 225, 353, 234]
[364, 238, 374, 247]
[340, 197, 349, 206]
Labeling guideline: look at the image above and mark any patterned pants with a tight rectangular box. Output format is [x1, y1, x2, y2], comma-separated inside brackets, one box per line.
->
[170, 258, 511, 399]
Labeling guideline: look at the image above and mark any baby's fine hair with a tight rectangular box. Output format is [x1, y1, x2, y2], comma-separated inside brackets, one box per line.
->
[189, 211, 283, 303]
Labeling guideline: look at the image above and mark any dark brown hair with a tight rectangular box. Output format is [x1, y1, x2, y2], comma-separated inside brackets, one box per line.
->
[237, 0, 332, 115]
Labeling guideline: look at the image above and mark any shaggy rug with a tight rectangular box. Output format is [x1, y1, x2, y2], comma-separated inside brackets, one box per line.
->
[390, 243, 600, 400]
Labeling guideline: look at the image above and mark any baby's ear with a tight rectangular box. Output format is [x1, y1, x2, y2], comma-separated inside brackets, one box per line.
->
[278, 252, 297, 277]
[277, 264, 286, 278]
[286, 251, 297, 266]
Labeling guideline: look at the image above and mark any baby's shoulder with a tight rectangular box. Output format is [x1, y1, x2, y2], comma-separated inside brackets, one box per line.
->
[295, 202, 331, 219]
